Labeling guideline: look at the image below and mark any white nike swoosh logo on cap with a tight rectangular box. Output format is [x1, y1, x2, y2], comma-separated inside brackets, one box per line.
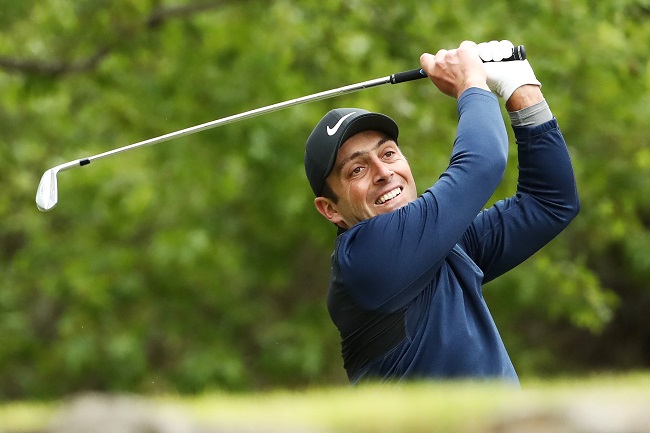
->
[326, 111, 357, 136]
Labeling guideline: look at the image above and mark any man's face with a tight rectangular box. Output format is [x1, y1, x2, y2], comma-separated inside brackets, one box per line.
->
[315, 130, 418, 229]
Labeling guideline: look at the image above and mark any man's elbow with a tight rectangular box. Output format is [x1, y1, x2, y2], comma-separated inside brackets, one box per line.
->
[558, 188, 581, 226]
[572, 194, 581, 219]
[481, 149, 509, 187]
[568, 186, 581, 219]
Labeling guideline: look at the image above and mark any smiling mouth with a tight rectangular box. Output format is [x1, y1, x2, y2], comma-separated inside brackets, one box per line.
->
[376, 187, 402, 205]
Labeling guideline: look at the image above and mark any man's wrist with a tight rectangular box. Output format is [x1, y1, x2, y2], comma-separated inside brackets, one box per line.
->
[505, 84, 544, 111]
[458, 82, 490, 99]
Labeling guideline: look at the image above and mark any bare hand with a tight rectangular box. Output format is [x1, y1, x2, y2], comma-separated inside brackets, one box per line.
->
[419, 41, 490, 98]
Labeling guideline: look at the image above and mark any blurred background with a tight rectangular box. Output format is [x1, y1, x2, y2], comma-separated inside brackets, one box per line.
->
[1, 0, 649, 400]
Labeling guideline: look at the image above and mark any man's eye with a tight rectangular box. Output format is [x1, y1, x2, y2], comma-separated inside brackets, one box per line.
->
[384, 150, 395, 158]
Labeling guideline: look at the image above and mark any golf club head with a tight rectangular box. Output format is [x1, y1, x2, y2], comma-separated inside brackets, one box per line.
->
[36, 168, 59, 211]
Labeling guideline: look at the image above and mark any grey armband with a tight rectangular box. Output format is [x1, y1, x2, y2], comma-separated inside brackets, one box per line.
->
[508, 99, 553, 127]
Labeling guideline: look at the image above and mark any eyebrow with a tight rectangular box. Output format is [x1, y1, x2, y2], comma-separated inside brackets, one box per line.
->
[336, 137, 395, 174]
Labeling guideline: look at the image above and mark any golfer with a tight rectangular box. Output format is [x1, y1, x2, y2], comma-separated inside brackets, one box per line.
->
[304, 40, 580, 384]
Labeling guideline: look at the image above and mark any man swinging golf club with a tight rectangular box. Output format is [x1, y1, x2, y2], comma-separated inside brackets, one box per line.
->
[304, 40, 580, 384]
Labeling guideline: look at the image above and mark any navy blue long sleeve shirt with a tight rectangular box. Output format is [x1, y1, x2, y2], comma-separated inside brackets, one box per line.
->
[327, 88, 580, 384]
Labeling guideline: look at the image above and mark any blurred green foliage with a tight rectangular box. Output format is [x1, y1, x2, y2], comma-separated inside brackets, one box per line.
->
[1, 0, 649, 399]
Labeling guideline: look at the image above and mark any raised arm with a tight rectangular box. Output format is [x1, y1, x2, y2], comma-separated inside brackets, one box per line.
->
[461, 66, 580, 282]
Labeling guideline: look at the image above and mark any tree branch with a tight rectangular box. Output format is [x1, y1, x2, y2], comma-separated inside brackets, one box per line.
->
[0, 1, 234, 77]
[146, 1, 232, 28]
[0, 47, 111, 77]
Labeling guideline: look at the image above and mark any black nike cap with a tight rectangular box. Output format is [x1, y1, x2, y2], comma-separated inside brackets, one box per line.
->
[304, 108, 399, 196]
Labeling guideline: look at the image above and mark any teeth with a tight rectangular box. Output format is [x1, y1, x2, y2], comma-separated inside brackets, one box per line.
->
[376, 188, 402, 205]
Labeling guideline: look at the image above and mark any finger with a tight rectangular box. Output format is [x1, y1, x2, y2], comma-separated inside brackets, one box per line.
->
[419, 52, 436, 69]
[488, 40, 503, 61]
[459, 40, 477, 49]
[477, 42, 492, 62]
[458, 40, 480, 60]
[434, 48, 450, 63]
[499, 40, 515, 60]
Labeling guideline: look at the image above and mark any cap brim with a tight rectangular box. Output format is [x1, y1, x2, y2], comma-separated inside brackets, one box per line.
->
[324, 112, 399, 180]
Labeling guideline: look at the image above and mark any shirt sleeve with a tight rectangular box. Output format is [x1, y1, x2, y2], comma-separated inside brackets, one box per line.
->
[459, 118, 580, 284]
[336, 88, 509, 312]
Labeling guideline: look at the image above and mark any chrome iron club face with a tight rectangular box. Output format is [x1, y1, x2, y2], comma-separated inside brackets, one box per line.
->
[35, 44, 526, 211]
[35, 169, 57, 212]
[36, 160, 84, 211]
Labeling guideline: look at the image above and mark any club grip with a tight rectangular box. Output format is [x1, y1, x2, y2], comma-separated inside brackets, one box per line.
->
[390, 44, 526, 84]
[497, 44, 526, 62]
[390, 68, 427, 84]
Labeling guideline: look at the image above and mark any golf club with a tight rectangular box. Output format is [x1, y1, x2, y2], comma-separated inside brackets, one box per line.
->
[36, 45, 526, 212]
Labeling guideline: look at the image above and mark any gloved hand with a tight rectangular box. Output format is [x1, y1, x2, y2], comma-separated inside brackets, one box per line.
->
[479, 40, 541, 102]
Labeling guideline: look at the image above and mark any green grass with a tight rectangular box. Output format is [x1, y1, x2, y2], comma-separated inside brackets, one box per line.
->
[2, 372, 650, 433]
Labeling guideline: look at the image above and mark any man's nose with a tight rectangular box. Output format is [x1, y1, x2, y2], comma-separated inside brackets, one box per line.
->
[372, 161, 394, 183]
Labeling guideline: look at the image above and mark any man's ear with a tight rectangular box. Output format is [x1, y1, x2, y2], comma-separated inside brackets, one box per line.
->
[314, 197, 345, 227]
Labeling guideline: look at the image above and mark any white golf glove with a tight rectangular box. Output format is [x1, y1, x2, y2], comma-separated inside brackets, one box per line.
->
[479, 40, 541, 102]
